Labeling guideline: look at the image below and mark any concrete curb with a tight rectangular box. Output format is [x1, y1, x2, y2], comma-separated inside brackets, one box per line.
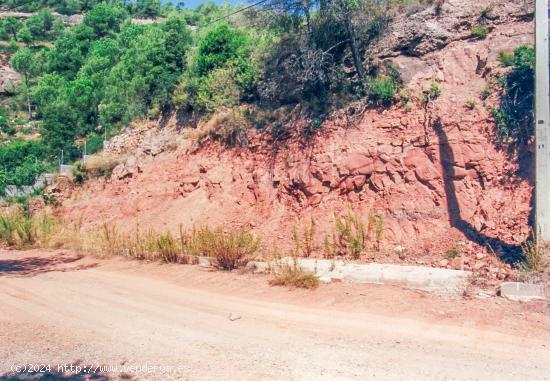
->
[500, 282, 549, 302]
[247, 257, 472, 297]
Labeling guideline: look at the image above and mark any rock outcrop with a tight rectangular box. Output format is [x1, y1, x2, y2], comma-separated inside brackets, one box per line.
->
[61, 0, 533, 279]
[0, 53, 20, 94]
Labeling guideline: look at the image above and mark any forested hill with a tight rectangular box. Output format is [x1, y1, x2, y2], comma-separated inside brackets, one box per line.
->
[0, 0, 533, 199]
[1, 0, 178, 18]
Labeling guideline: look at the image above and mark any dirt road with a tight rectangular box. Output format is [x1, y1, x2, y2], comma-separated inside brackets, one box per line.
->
[0, 250, 549, 380]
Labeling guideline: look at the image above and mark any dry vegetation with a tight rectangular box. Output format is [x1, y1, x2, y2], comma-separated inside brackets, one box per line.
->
[189, 108, 251, 147]
[323, 209, 384, 259]
[520, 240, 548, 274]
[0, 209, 58, 249]
[269, 260, 320, 289]
[0, 208, 261, 270]
[73, 154, 126, 183]
[80, 224, 261, 270]
[2, 204, 546, 287]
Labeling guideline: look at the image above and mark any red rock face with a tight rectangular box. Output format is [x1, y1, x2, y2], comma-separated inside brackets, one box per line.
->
[61, 16, 533, 270]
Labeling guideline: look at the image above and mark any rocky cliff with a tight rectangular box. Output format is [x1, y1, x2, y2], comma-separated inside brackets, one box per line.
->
[59, 0, 534, 277]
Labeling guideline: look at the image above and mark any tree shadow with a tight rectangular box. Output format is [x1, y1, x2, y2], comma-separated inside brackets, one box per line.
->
[433, 119, 523, 264]
[0, 253, 99, 278]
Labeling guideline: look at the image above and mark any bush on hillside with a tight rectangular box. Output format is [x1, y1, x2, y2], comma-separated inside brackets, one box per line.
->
[492, 46, 534, 143]
[0, 139, 50, 195]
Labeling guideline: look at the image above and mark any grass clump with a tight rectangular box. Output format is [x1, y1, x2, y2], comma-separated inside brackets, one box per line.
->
[333, 209, 366, 259]
[74, 155, 125, 181]
[471, 25, 489, 39]
[445, 246, 461, 260]
[291, 218, 317, 258]
[369, 75, 398, 106]
[193, 109, 250, 147]
[93, 224, 260, 270]
[498, 51, 515, 67]
[184, 226, 260, 270]
[323, 209, 384, 259]
[269, 261, 319, 289]
[368, 65, 402, 107]
[520, 240, 548, 274]
[367, 210, 384, 251]
[481, 85, 490, 100]
[422, 81, 441, 104]
[0, 209, 58, 249]
[465, 98, 476, 110]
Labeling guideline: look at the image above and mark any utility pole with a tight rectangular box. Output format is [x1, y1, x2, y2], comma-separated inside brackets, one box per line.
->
[535, 0, 550, 242]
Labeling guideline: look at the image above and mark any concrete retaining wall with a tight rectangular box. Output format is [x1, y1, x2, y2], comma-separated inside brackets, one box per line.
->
[500, 282, 549, 302]
[247, 257, 472, 297]
[2, 173, 56, 198]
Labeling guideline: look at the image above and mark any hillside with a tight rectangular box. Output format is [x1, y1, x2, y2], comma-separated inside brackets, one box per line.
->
[52, 0, 536, 281]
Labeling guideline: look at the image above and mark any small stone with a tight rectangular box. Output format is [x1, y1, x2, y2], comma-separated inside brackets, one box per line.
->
[393, 245, 406, 254]
[475, 253, 487, 260]
[473, 261, 485, 270]
[439, 259, 449, 267]
[309, 194, 323, 206]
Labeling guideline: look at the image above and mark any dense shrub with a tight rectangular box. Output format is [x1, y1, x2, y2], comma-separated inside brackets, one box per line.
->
[269, 262, 320, 289]
[174, 24, 258, 114]
[195, 24, 252, 76]
[498, 51, 515, 67]
[0, 139, 50, 195]
[195, 109, 251, 147]
[4, 0, 436, 184]
[369, 76, 398, 105]
[184, 226, 260, 270]
[471, 25, 489, 39]
[91, 224, 260, 270]
[492, 46, 534, 142]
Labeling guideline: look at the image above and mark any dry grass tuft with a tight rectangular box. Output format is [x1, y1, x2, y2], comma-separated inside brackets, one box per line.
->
[269, 261, 319, 289]
[74, 154, 126, 182]
[520, 240, 548, 274]
[292, 218, 317, 257]
[183, 226, 260, 270]
[0, 209, 59, 249]
[72, 223, 260, 270]
[334, 209, 366, 259]
[191, 108, 250, 147]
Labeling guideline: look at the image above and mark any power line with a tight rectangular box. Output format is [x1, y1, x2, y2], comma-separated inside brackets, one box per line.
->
[204, 0, 275, 26]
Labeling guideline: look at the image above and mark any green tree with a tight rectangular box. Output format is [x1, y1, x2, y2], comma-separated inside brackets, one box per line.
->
[10, 48, 40, 118]
[101, 26, 182, 125]
[55, 0, 82, 15]
[3, 17, 21, 39]
[162, 15, 193, 71]
[48, 24, 94, 78]
[16, 26, 33, 46]
[83, 2, 128, 38]
[134, 0, 161, 18]
[196, 24, 252, 76]
[26, 8, 56, 40]
[0, 22, 8, 41]
[0, 139, 49, 193]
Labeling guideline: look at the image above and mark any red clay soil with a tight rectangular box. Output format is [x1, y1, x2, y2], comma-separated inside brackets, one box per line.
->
[57, 17, 534, 282]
